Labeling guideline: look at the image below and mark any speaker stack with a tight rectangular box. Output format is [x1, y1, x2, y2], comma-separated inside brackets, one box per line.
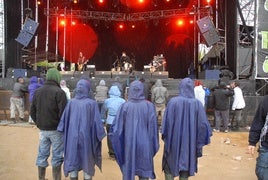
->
[15, 18, 39, 47]
[197, 16, 220, 47]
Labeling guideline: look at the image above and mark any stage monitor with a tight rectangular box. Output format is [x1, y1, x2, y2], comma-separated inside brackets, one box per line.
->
[144, 65, 151, 72]
[87, 65, 96, 78]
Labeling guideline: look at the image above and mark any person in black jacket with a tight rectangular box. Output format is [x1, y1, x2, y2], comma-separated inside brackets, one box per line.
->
[212, 82, 234, 133]
[248, 96, 268, 179]
[31, 68, 67, 180]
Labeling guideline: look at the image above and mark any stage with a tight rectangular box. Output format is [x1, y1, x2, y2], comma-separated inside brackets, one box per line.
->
[60, 70, 169, 80]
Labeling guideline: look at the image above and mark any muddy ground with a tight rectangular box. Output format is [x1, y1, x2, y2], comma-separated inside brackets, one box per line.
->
[0, 124, 257, 180]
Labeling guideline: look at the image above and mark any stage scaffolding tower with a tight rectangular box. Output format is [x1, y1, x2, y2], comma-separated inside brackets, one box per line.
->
[0, 0, 4, 78]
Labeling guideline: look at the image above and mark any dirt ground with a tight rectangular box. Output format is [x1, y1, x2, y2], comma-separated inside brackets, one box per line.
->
[0, 123, 258, 180]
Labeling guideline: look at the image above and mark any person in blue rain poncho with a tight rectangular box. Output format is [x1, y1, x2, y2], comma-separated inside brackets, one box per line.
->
[109, 80, 159, 180]
[161, 78, 211, 180]
[101, 85, 126, 159]
[57, 79, 106, 180]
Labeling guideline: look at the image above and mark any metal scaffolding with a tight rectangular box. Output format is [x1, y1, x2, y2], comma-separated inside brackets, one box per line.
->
[44, 7, 212, 21]
[0, 0, 4, 78]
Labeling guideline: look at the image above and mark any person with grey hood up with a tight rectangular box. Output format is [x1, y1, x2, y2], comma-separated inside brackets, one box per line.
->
[151, 79, 169, 126]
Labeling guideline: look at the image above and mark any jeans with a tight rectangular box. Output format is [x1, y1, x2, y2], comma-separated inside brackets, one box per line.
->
[36, 130, 64, 167]
[70, 171, 91, 179]
[256, 147, 268, 180]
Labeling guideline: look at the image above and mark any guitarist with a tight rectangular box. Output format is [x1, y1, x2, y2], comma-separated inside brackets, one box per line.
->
[77, 52, 87, 71]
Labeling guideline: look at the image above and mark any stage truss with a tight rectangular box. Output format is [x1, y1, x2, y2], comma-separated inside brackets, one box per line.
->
[44, 7, 212, 21]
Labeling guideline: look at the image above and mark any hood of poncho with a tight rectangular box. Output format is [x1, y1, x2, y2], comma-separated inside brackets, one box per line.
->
[179, 77, 195, 98]
[75, 79, 91, 99]
[128, 80, 145, 101]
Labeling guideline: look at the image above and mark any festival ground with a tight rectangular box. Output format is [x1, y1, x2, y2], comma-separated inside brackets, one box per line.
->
[0, 124, 257, 180]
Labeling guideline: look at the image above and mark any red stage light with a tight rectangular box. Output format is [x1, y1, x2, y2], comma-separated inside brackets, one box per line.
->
[176, 19, 184, 27]
[99, 0, 104, 4]
[37, 1, 41, 5]
[119, 24, 124, 29]
[60, 20, 66, 26]
[131, 24, 136, 29]
[206, 0, 212, 3]
[189, 20, 194, 24]
[120, 0, 150, 9]
[71, 21, 76, 26]
[73, 0, 78, 4]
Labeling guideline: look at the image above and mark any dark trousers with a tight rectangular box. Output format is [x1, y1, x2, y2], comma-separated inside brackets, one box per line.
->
[106, 124, 115, 157]
[214, 110, 229, 131]
[139, 177, 149, 180]
[163, 162, 189, 180]
[231, 109, 243, 128]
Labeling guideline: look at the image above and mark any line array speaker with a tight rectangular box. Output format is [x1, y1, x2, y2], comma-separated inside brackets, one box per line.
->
[197, 16, 220, 47]
[15, 18, 39, 47]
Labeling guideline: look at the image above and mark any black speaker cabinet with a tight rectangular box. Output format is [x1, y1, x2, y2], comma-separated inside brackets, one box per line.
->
[197, 16, 220, 46]
[197, 16, 214, 33]
[202, 28, 220, 47]
[15, 30, 33, 47]
[15, 18, 39, 47]
[23, 18, 39, 35]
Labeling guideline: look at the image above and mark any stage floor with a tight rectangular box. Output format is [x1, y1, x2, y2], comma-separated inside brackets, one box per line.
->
[60, 70, 169, 79]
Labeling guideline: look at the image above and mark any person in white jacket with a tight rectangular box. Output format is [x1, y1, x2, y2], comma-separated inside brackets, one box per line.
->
[230, 80, 246, 130]
[60, 80, 71, 100]
[194, 80, 206, 107]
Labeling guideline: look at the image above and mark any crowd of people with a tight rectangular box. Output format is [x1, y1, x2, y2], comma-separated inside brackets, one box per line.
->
[8, 67, 268, 180]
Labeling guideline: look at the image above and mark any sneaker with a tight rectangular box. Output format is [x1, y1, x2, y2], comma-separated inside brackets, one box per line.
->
[213, 129, 220, 133]
[224, 130, 228, 133]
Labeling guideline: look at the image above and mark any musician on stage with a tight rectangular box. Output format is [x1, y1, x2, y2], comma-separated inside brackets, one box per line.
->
[120, 51, 131, 72]
[77, 52, 87, 71]
[150, 56, 160, 73]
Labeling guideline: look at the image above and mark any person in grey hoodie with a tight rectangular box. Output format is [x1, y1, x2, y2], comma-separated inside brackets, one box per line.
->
[151, 79, 169, 126]
[95, 79, 108, 112]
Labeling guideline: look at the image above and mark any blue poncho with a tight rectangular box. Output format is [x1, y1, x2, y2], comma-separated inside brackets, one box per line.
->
[109, 80, 159, 180]
[28, 76, 42, 102]
[161, 78, 211, 177]
[57, 79, 106, 177]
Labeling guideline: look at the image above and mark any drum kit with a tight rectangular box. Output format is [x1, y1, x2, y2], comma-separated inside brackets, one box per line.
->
[111, 61, 132, 72]
[123, 62, 132, 72]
